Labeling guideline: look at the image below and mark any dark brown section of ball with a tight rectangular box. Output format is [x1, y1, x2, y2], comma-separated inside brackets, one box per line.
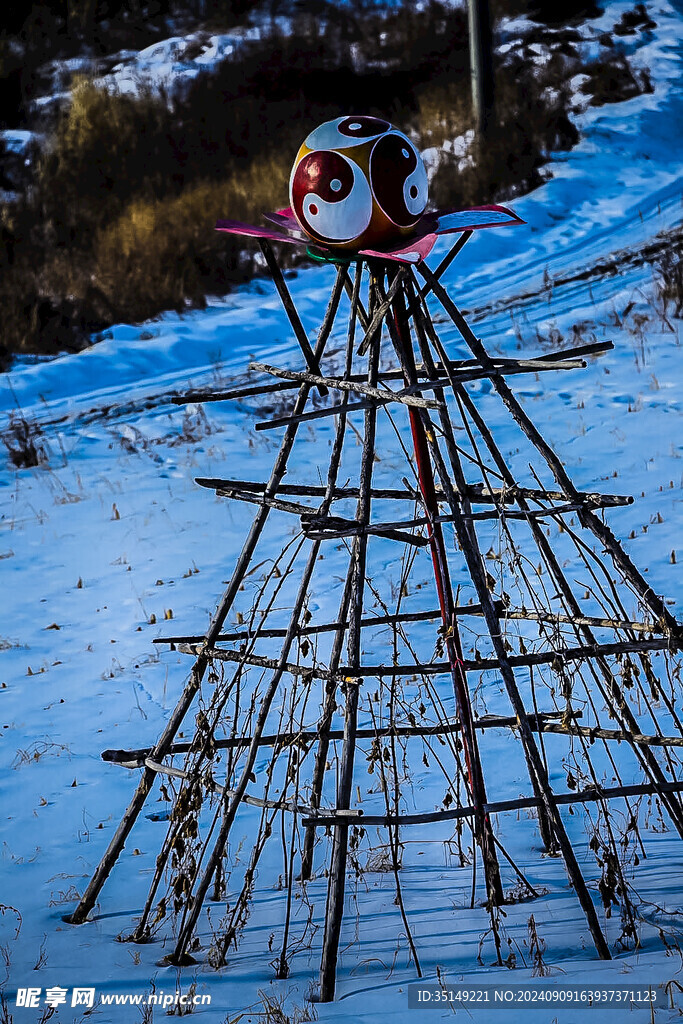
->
[369, 134, 418, 227]
[338, 115, 390, 140]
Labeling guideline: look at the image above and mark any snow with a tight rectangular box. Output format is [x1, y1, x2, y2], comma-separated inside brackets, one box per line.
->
[0, 131, 34, 155]
[2, 0, 683, 1020]
[423, 130, 476, 182]
[102, 31, 258, 96]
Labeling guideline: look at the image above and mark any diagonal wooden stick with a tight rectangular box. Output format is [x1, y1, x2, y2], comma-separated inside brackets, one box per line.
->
[259, 239, 336, 395]
[407, 274, 614, 959]
[318, 272, 383, 1001]
[416, 262, 683, 645]
[414, 264, 683, 838]
[65, 265, 348, 926]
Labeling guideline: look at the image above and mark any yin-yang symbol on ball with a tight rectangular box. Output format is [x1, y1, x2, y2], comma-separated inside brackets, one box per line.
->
[289, 116, 428, 251]
[291, 150, 373, 244]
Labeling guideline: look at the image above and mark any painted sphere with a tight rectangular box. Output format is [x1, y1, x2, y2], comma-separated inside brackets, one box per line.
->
[289, 115, 428, 251]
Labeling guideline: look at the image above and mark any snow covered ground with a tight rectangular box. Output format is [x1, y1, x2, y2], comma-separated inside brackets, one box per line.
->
[2, 0, 683, 1020]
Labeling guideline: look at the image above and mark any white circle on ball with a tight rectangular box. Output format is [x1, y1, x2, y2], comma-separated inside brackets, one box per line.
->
[330, 179, 342, 192]
[349, 123, 362, 130]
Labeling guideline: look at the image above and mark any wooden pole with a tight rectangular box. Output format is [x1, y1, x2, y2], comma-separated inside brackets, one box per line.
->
[301, 264, 365, 882]
[102, 710, 579, 766]
[450, 373, 683, 836]
[259, 239, 332, 395]
[319, 276, 382, 1002]
[172, 335, 611, 406]
[413, 414, 612, 958]
[154, 605, 664, 649]
[165, 270, 356, 963]
[248, 361, 441, 410]
[195, 476, 634, 508]
[406, 279, 557, 853]
[468, 0, 495, 137]
[302, 778, 683, 829]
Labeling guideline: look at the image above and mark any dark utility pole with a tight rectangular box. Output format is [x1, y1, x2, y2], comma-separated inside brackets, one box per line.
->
[468, 0, 495, 136]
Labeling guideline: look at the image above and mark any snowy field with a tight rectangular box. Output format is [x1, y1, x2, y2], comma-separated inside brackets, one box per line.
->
[2, 1, 683, 1021]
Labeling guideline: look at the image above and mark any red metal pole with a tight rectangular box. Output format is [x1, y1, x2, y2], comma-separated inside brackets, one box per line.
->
[389, 273, 503, 907]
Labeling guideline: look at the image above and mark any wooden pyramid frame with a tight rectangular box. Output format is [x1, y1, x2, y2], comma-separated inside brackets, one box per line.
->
[66, 219, 683, 1002]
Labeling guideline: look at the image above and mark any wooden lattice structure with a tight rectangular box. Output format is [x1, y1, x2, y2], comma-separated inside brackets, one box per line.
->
[67, 228, 683, 1002]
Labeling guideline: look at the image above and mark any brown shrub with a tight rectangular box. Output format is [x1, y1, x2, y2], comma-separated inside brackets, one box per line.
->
[36, 77, 179, 238]
[0, 0, 639, 361]
[94, 154, 291, 321]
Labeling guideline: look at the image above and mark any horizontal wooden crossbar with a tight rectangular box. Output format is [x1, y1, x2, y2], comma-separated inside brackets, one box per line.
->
[216, 488, 316, 516]
[154, 603, 485, 646]
[538, 721, 683, 748]
[143, 756, 324, 817]
[302, 778, 683, 827]
[335, 637, 677, 676]
[300, 513, 431, 547]
[249, 361, 442, 411]
[195, 477, 634, 508]
[300, 500, 619, 540]
[106, 715, 683, 772]
[101, 710, 574, 767]
[253, 360, 591, 431]
[153, 600, 665, 648]
[205, 487, 631, 527]
[104, 725, 683, 825]
[124, 741, 683, 827]
[255, 399, 378, 431]
[171, 341, 614, 406]
[196, 478, 420, 500]
[175, 635, 675, 678]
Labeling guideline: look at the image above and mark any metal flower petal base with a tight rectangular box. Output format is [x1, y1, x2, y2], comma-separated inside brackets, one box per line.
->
[67, 208, 683, 1002]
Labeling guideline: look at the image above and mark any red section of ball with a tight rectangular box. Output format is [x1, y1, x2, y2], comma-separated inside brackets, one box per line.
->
[291, 150, 355, 240]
